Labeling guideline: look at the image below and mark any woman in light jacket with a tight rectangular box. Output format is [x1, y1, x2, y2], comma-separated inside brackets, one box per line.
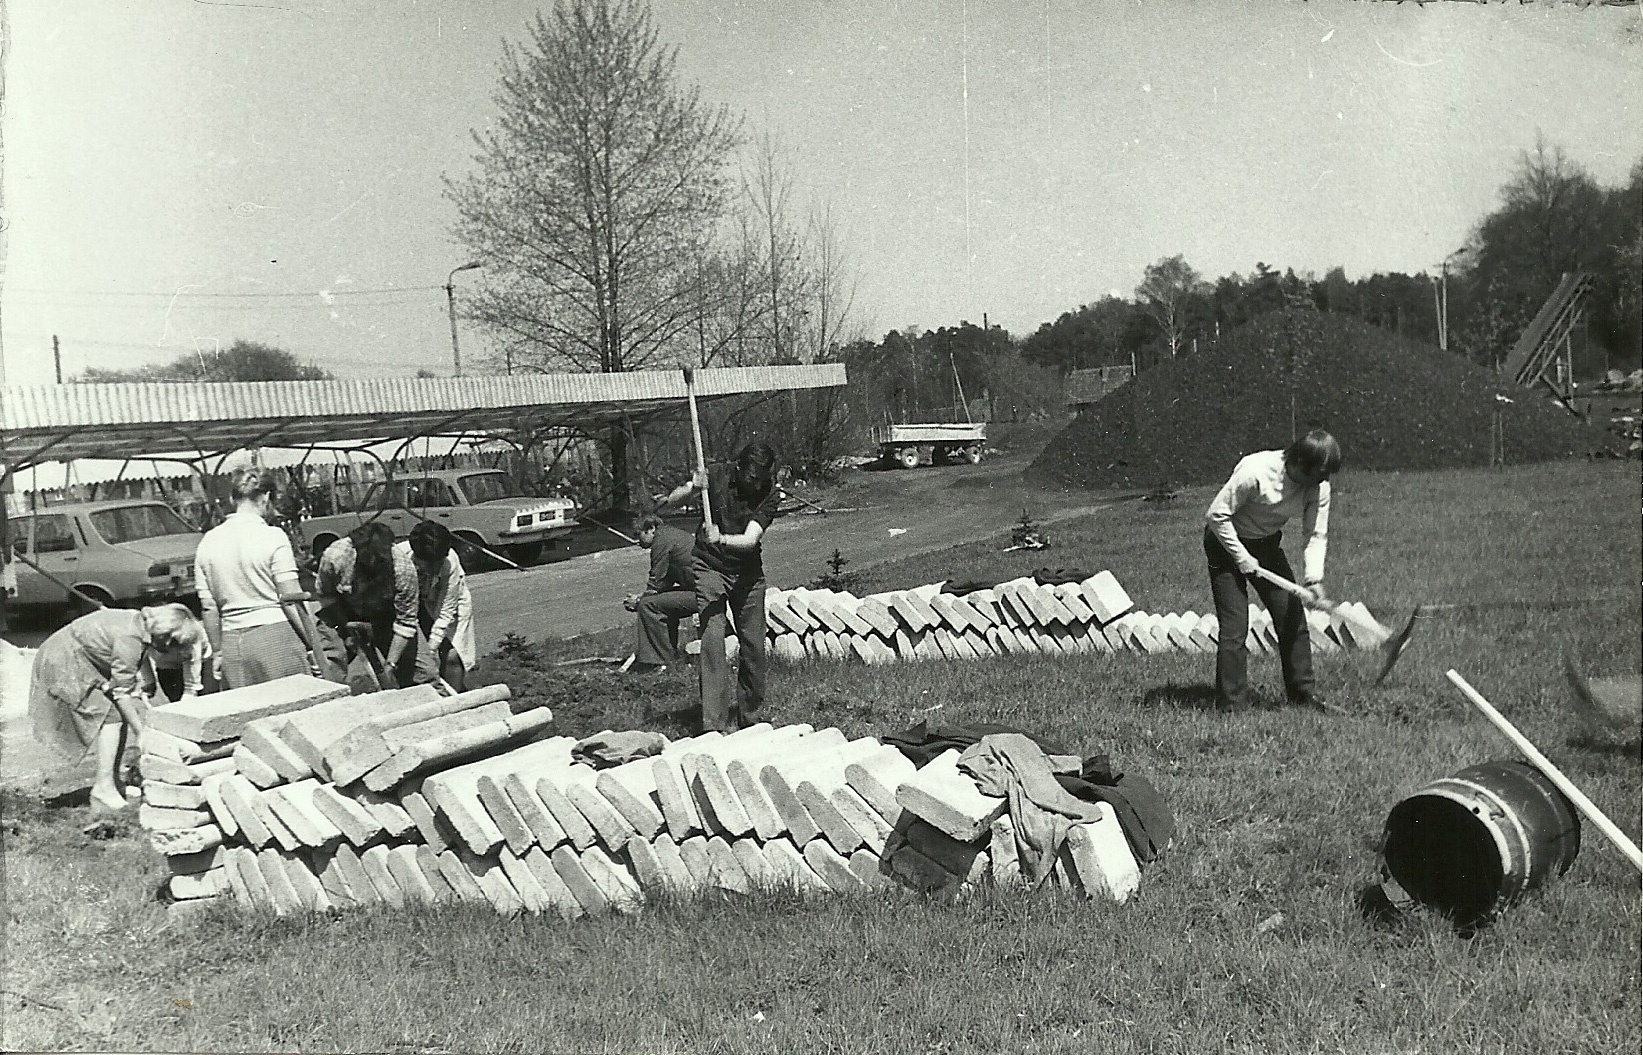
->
[29, 603, 203, 812]
[406, 521, 475, 691]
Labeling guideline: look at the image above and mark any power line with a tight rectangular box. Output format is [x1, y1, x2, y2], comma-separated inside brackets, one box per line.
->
[3, 283, 445, 300]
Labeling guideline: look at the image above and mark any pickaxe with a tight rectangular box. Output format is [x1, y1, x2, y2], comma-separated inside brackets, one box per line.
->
[1250, 567, 1422, 685]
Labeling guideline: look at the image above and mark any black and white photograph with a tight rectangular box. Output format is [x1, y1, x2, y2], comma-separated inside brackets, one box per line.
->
[1, 1, 1639, 1051]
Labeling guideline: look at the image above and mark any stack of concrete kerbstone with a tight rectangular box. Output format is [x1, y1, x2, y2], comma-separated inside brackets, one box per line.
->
[137, 674, 555, 922]
[140, 681, 1143, 920]
[766, 572, 1386, 663]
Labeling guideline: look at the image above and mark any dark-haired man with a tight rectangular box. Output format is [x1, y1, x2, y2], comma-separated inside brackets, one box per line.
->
[627, 513, 698, 673]
[407, 520, 475, 691]
[1204, 428, 1341, 713]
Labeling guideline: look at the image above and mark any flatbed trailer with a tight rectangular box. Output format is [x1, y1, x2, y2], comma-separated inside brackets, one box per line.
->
[871, 422, 987, 468]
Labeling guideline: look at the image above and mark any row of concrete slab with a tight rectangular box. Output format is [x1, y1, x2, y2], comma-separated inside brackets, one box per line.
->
[138, 676, 1142, 920]
[767, 574, 1387, 664]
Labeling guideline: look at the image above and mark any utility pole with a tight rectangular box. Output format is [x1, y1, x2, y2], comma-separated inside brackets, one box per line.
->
[54, 335, 62, 383]
[445, 262, 483, 377]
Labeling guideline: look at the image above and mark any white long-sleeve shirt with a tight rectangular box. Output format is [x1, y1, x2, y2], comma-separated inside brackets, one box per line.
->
[1205, 449, 1330, 584]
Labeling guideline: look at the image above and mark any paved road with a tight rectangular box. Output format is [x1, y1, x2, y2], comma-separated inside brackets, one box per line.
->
[0, 450, 1115, 788]
[465, 453, 1117, 651]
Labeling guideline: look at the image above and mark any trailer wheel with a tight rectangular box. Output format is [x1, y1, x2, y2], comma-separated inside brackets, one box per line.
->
[897, 447, 920, 469]
[311, 534, 339, 560]
[964, 444, 983, 464]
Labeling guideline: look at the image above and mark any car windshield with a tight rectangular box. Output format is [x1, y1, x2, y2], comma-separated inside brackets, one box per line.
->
[459, 473, 522, 504]
[89, 504, 196, 544]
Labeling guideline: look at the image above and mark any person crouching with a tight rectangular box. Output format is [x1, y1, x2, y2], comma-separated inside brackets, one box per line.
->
[627, 513, 699, 673]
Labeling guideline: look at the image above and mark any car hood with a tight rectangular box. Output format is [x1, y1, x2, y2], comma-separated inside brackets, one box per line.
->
[119, 534, 204, 564]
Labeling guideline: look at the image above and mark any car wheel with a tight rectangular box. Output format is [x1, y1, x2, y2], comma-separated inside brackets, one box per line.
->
[453, 532, 493, 573]
[964, 445, 983, 464]
[70, 585, 115, 618]
[504, 542, 544, 567]
[897, 447, 920, 469]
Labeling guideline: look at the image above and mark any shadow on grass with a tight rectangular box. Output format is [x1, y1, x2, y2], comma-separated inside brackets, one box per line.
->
[1142, 681, 1219, 711]
[1564, 731, 1643, 760]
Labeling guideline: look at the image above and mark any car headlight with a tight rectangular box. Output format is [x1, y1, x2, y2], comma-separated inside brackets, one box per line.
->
[514, 513, 534, 528]
[147, 563, 171, 577]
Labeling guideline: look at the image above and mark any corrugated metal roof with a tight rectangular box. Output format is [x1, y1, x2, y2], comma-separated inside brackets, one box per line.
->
[1, 364, 846, 469]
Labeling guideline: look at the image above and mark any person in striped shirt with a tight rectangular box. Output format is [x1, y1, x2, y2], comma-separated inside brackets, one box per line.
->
[1203, 429, 1342, 712]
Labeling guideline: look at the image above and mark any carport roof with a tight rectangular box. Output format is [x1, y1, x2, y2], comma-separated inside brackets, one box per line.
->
[0, 364, 846, 470]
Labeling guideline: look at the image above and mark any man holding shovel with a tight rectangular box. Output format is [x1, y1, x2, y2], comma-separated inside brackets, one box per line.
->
[1204, 429, 1342, 712]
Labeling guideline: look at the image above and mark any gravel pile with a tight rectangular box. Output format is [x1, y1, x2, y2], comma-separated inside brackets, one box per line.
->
[1029, 310, 1618, 489]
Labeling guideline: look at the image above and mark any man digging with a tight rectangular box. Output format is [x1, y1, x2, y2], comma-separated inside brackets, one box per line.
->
[1203, 429, 1341, 712]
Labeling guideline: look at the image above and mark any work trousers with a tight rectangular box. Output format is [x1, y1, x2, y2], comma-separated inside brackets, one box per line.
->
[693, 557, 767, 733]
[315, 620, 423, 691]
[1204, 526, 1314, 709]
[416, 639, 466, 692]
[635, 589, 699, 666]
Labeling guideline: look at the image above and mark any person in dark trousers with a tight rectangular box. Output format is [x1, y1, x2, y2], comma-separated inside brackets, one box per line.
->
[659, 442, 782, 732]
[313, 521, 419, 689]
[627, 513, 698, 673]
[1204, 429, 1341, 712]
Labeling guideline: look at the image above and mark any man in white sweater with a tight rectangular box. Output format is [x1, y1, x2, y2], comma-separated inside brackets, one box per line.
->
[1203, 429, 1341, 711]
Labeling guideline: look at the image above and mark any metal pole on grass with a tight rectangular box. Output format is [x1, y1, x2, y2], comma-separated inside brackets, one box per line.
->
[1446, 670, 1643, 875]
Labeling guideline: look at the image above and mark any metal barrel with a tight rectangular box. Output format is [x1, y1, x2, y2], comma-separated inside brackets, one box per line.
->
[1382, 760, 1581, 927]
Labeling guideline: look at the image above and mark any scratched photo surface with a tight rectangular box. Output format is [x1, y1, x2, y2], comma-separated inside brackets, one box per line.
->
[1, 1, 1637, 383]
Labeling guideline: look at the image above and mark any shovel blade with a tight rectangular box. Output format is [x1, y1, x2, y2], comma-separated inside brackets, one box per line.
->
[1372, 607, 1423, 687]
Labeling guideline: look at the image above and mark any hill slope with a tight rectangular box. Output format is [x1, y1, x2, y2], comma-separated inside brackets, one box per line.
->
[1030, 310, 1618, 488]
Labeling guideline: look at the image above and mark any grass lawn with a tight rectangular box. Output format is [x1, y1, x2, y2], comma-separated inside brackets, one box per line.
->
[3, 461, 1638, 1054]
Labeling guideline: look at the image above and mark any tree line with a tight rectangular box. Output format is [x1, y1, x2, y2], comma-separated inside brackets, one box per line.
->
[1021, 139, 1642, 380]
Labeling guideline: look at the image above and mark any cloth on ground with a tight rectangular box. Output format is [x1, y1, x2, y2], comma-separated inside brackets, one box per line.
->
[940, 578, 1002, 596]
[957, 733, 1102, 887]
[881, 721, 1069, 766]
[1032, 567, 1093, 586]
[880, 719, 1174, 864]
[572, 730, 669, 768]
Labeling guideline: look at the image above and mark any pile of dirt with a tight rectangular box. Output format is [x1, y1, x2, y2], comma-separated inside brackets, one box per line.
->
[1029, 310, 1621, 489]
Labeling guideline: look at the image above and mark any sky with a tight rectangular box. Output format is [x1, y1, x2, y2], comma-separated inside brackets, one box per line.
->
[1, 0, 1639, 386]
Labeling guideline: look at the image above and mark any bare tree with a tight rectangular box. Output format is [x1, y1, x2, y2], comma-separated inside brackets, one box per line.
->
[1136, 255, 1207, 358]
[447, 0, 742, 507]
[802, 200, 862, 362]
[744, 134, 814, 364]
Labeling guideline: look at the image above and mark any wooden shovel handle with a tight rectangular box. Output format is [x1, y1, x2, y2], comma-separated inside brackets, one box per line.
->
[683, 368, 713, 530]
[1249, 565, 1320, 604]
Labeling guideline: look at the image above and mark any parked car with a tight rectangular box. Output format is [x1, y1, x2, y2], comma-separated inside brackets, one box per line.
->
[298, 468, 578, 570]
[5, 499, 203, 612]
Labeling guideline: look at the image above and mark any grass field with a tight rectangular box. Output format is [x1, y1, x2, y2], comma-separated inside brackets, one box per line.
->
[3, 460, 1638, 1054]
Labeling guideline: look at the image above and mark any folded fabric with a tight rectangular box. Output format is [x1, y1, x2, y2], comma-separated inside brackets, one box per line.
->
[571, 730, 669, 768]
[880, 719, 1174, 864]
[1031, 567, 1093, 586]
[880, 721, 1070, 768]
[959, 733, 1102, 886]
